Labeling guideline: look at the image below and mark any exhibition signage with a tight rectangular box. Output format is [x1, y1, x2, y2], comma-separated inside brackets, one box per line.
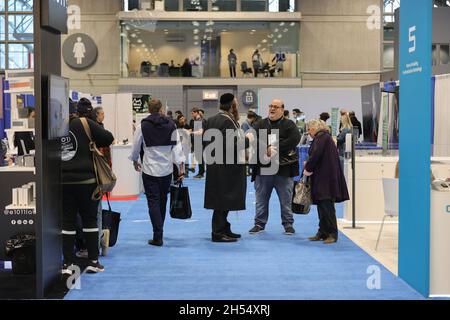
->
[399, 0, 432, 297]
[330, 108, 340, 137]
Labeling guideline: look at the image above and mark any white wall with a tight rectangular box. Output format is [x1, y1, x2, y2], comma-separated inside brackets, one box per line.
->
[259, 87, 363, 123]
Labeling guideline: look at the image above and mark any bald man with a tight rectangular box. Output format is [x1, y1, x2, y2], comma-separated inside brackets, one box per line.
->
[249, 99, 301, 235]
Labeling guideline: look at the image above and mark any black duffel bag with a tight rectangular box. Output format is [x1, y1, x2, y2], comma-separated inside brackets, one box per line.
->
[170, 182, 192, 219]
[5, 234, 36, 274]
[102, 195, 121, 247]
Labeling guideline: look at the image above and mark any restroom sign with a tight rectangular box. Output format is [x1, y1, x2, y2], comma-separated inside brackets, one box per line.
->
[242, 90, 258, 107]
[63, 33, 98, 70]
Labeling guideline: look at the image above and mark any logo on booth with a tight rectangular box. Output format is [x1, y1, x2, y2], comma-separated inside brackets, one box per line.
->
[63, 33, 98, 70]
[241, 90, 257, 107]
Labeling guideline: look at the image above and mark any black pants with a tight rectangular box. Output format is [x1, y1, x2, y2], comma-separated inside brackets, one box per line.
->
[229, 66, 236, 77]
[212, 210, 231, 236]
[142, 173, 172, 241]
[198, 161, 205, 175]
[316, 199, 338, 239]
[62, 184, 100, 264]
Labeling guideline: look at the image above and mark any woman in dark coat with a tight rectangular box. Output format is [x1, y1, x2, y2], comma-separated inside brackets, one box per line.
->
[303, 119, 349, 244]
[204, 93, 248, 243]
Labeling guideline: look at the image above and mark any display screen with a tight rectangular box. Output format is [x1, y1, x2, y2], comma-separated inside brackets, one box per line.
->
[48, 75, 70, 140]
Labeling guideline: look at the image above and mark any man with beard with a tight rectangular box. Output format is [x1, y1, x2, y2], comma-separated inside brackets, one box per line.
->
[204, 93, 249, 242]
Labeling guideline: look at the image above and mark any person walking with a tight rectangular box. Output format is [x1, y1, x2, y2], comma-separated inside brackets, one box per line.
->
[304, 119, 350, 244]
[252, 50, 262, 78]
[228, 49, 237, 78]
[248, 99, 301, 235]
[337, 113, 353, 168]
[61, 98, 114, 274]
[204, 93, 248, 242]
[129, 99, 185, 246]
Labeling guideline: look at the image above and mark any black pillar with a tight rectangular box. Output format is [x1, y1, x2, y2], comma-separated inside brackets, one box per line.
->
[33, 0, 67, 298]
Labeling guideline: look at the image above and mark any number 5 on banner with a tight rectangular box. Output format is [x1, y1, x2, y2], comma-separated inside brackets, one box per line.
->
[409, 26, 416, 53]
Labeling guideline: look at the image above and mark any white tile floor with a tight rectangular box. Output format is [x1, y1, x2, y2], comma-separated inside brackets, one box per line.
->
[338, 220, 399, 275]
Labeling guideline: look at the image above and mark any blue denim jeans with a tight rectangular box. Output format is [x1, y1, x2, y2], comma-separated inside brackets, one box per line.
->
[254, 175, 294, 228]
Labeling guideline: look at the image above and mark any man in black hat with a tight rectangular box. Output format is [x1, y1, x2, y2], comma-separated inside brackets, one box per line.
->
[204, 93, 249, 242]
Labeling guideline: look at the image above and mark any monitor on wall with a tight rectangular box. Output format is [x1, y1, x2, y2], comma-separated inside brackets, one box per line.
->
[48, 75, 70, 140]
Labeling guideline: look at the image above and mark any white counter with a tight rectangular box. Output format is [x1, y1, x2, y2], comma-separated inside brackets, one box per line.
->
[0, 166, 35, 173]
[430, 189, 450, 297]
[343, 156, 450, 223]
[111, 144, 140, 198]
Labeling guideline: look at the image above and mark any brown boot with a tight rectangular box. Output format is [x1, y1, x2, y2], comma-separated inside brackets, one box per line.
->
[323, 236, 337, 244]
[308, 234, 323, 241]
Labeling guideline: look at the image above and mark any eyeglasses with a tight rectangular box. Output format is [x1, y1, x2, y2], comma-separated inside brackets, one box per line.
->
[269, 105, 282, 109]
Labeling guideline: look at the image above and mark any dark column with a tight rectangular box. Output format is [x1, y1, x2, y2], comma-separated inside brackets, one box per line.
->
[34, 0, 68, 298]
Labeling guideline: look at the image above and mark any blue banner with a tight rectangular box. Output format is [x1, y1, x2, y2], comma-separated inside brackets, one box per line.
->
[398, 0, 432, 297]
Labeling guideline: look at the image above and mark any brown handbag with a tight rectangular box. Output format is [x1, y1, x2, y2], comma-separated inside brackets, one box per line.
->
[80, 118, 117, 200]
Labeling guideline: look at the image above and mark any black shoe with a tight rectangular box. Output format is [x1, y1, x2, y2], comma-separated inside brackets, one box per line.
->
[189, 168, 195, 173]
[249, 225, 264, 234]
[148, 239, 163, 246]
[193, 174, 204, 179]
[86, 260, 105, 273]
[284, 226, 296, 235]
[226, 231, 241, 239]
[212, 234, 237, 243]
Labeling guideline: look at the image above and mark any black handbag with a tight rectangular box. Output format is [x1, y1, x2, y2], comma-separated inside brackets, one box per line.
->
[102, 195, 121, 247]
[280, 149, 299, 166]
[170, 182, 192, 219]
[291, 176, 311, 215]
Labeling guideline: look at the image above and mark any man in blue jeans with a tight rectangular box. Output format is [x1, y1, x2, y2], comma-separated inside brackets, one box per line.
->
[248, 99, 301, 235]
[130, 99, 185, 246]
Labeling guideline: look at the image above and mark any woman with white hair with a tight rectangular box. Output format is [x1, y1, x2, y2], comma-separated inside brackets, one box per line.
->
[303, 119, 349, 244]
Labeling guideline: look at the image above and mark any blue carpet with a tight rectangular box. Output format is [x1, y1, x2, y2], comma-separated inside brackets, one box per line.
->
[65, 178, 424, 300]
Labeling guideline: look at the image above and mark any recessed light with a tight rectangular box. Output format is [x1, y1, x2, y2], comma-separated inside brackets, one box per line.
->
[193, 29, 199, 34]
[273, 39, 278, 43]
[137, 39, 143, 43]
[290, 22, 295, 27]
[279, 22, 285, 26]
[194, 42, 199, 45]
[274, 28, 279, 32]
[277, 34, 282, 38]
[283, 28, 289, 33]
[192, 21, 200, 27]
[262, 39, 267, 43]
[130, 33, 137, 38]
[251, 29, 256, 32]
[194, 35, 199, 40]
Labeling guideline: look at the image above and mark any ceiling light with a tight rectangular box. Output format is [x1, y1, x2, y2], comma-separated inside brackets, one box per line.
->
[222, 29, 227, 32]
[130, 33, 137, 38]
[290, 22, 295, 27]
[137, 39, 143, 43]
[194, 42, 199, 45]
[262, 39, 267, 43]
[192, 21, 200, 27]
[212, 6, 219, 11]
[273, 39, 278, 43]
[277, 34, 282, 38]
[257, 44, 261, 48]
[279, 22, 285, 26]
[194, 35, 199, 40]
[193, 29, 199, 34]
[164, 29, 168, 32]
[151, 48, 154, 52]
[283, 28, 289, 33]
[141, 44, 146, 47]
[251, 29, 256, 32]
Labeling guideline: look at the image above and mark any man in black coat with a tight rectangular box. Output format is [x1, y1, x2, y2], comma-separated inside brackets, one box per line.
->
[204, 93, 248, 243]
[248, 99, 301, 235]
[303, 119, 349, 244]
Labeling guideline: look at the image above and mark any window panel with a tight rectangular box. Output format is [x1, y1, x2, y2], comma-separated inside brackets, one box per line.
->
[383, 43, 394, 69]
[8, 14, 33, 41]
[0, 43, 5, 69]
[0, 0, 5, 12]
[184, 0, 208, 11]
[165, 0, 179, 11]
[212, 0, 236, 11]
[241, 0, 266, 11]
[8, 43, 33, 69]
[8, 0, 32, 12]
[0, 15, 5, 40]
